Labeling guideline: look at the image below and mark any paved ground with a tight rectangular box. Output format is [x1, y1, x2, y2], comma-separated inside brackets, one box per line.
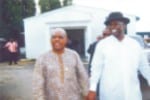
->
[0, 61, 150, 100]
[0, 61, 34, 100]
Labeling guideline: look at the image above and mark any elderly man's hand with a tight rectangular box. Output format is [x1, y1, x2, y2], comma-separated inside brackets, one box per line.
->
[87, 91, 96, 100]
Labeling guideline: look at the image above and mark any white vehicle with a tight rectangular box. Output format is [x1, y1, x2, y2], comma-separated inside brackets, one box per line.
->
[130, 35, 150, 63]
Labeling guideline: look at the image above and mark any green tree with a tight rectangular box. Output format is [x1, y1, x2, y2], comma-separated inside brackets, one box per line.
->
[22, 0, 35, 17]
[50, 0, 61, 10]
[39, 0, 61, 13]
[0, 0, 73, 39]
[63, 0, 72, 6]
[39, 0, 51, 12]
[1, 0, 22, 38]
[0, 0, 35, 39]
[0, 0, 4, 37]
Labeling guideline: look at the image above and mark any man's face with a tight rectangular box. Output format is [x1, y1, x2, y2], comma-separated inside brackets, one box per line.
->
[109, 20, 126, 37]
[51, 32, 67, 51]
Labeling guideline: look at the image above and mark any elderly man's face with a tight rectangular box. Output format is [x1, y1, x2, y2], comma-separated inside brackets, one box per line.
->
[51, 31, 67, 51]
[109, 20, 126, 36]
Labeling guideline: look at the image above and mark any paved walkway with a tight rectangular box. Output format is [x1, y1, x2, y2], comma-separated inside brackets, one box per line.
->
[0, 61, 150, 100]
[0, 61, 34, 100]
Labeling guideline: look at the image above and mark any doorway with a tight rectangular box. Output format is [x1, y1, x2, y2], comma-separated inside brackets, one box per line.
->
[65, 28, 85, 57]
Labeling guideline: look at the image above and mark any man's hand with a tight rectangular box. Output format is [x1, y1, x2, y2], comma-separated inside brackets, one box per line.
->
[87, 91, 96, 100]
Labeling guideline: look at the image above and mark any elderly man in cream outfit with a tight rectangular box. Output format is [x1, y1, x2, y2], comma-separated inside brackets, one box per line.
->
[33, 28, 89, 100]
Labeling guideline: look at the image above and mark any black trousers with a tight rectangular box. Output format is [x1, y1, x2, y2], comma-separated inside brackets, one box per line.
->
[8, 52, 18, 65]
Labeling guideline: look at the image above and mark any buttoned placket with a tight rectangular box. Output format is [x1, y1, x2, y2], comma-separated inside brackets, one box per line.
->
[58, 54, 65, 84]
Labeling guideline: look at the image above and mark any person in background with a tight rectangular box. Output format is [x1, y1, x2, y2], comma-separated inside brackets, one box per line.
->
[88, 26, 111, 99]
[33, 28, 89, 100]
[87, 12, 150, 100]
[87, 35, 103, 75]
[4, 38, 18, 65]
[87, 26, 111, 76]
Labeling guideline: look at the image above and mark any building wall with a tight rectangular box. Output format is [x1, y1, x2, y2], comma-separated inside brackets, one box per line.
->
[24, 18, 48, 59]
[24, 5, 137, 59]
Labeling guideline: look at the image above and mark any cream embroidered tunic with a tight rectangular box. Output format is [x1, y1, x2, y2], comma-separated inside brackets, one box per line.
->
[33, 48, 88, 100]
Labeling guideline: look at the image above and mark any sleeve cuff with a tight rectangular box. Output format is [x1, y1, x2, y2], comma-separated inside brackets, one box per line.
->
[89, 83, 97, 92]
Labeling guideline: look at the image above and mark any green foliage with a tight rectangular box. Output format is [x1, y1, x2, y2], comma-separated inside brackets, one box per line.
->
[0, 0, 73, 39]
[63, 0, 72, 6]
[22, 0, 35, 17]
[39, 0, 73, 13]
[50, 0, 61, 10]
[39, 0, 51, 12]
[39, 0, 61, 12]
[0, 0, 35, 39]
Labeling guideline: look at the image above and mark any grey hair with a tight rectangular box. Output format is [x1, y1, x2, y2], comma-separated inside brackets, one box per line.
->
[51, 28, 67, 37]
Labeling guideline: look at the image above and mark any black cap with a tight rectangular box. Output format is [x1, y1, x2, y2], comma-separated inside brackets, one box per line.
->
[104, 12, 130, 25]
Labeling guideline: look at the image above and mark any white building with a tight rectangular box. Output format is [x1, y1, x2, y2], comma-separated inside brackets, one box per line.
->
[24, 5, 138, 59]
